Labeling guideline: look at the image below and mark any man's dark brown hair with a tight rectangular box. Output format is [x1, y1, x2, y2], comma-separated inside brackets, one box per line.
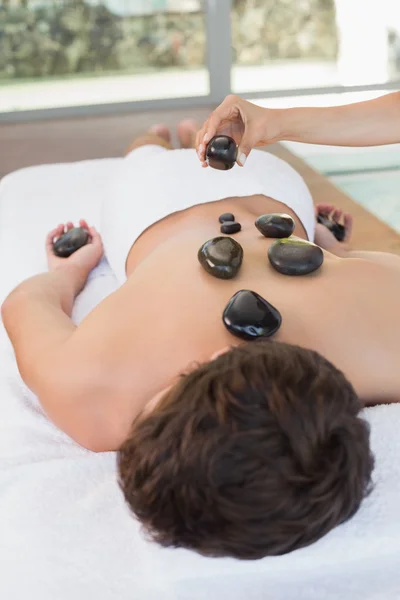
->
[118, 340, 374, 560]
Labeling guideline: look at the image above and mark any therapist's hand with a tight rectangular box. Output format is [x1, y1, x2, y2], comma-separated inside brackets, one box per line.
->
[196, 95, 282, 167]
[46, 220, 103, 285]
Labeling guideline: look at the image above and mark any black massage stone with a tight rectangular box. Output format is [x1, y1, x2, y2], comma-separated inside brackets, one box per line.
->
[220, 221, 241, 234]
[223, 290, 282, 341]
[219, 212, 235, 223]
[317, 214, 346, 242]
[198, 236, 243, 280]
[206, 135, 238, 170]
[268, 238, 324, 276]
[255, 213, 295, 239]
[53, 227, 89, 258]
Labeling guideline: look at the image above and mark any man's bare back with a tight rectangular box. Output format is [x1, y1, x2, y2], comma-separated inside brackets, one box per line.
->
[125, 193, 400, 405]
[20, 192, 394, 452]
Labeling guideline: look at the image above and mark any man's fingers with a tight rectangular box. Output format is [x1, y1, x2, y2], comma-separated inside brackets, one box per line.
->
[46, 224, 64, 250]
[79, 219, 90, 231]
[316, 204, 334, 216]
[88, 226, 103, 250]
[344, 213, 353, 241]
[332, 209, 343, 223]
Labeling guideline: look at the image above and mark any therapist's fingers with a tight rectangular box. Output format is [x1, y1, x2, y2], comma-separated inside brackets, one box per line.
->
[208, 95, 245, 141]
[196, 117, 211, 163]
[236, 129, 258, 167]
[197, 95, 269, 168]
[196, 96, 242, 162]
[195, 123, 206, 151]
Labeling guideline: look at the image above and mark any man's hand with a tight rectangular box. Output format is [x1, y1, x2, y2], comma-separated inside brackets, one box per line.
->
[46, 219, 103, 290]
[314, 204, 353, 255]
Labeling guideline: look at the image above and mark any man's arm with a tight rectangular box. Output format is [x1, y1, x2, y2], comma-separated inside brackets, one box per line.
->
[329, 244, 400, 267]
[2, 266, 81, 396]
[315, 221, 400, 267]
[1, 222, 108, 450]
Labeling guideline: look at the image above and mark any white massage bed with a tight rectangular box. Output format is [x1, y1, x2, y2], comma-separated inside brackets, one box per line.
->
[0, 159, 400, 600]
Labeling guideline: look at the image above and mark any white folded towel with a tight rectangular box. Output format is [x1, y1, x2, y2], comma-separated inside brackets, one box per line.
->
[0, 161, 399, 600]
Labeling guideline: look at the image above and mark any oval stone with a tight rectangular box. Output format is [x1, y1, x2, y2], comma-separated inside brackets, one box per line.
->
[198, 236, 243, 279]
[223, 290, 282, 341]
[268, 238, 324, 276]
[53, 227, 90, 258]
[317, 214, 346, 242]
[206, 135, 238, 171]
[220, 221, 241, 234]
[219, 212, 235, 223]
[255, 213, 295, 238]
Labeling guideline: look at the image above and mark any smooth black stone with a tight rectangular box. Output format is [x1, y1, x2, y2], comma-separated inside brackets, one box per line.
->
[53, 227, 89, 258]
[198, 236, 243, 279]
[219, 212, 235, 223]
[220, 221, 241, 234]
[255, 213, 295, 238]
[268, 238, 324, 276]
[317, 214, 346, 242]
[206, 135, 238, 171]
[223, 290, 282, 341]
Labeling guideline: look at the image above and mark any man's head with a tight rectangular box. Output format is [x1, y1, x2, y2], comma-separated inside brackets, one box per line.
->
[118, 341, 374, 559]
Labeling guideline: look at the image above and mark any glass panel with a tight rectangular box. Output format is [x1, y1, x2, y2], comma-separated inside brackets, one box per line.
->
[232, 0, 400, 94]
[0, 0, 208, 113]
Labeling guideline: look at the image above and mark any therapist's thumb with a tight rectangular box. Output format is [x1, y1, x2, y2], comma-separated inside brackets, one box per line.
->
[236, 132, 256, 166]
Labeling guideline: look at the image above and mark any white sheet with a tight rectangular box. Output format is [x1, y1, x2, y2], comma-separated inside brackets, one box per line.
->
[0, 160, 400, 600]
[103, 147, 315, 283]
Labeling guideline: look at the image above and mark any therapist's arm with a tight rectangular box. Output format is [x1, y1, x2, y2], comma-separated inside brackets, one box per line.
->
[280, 91, 400, 147]
[197, 92, 400, 165]
[1, 221, 102, 403]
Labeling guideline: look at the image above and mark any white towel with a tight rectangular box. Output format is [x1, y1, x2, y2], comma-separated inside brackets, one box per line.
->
[0, 160, 400, 600]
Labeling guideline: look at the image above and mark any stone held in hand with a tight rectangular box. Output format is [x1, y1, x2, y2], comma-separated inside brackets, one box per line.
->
[198, 236, 243, 280]
[206, 135, 238, 170]
[223, 290, 282, 340]
[219, 212, 235, 223]
[317, 214, 346, 242]
[268, 238, 324, 276]
[53, 227, 90, 258]
[220, 221, 241, 234]
[255, 213, 295, 238]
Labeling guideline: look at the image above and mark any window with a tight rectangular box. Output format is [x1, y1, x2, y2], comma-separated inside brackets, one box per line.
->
[1, 0, 399, 117]
[0, 0, 208, 112]
[231, 0, 400, 94]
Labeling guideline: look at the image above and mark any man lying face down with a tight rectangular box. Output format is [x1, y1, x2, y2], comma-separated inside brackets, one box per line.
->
[4, 118, 391, 560]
